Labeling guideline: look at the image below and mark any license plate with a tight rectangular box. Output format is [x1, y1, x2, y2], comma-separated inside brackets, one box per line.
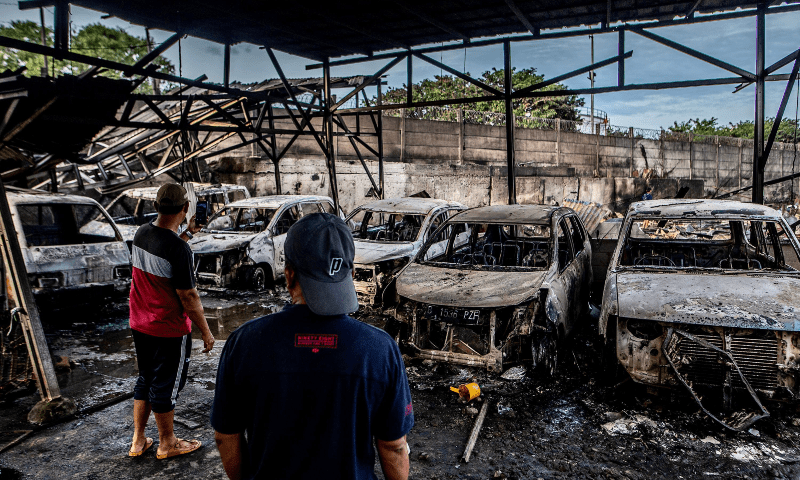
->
[423, 305, 481, 323]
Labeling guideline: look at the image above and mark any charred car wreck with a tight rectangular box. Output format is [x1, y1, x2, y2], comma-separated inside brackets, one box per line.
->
[100, 182, 251, 247]
[600, 199, 800, 430]
[10, 192, 131, 306]
[395, 205, 592, 373]
[188, 195, 336, 290]
[347, 198, 466, 307]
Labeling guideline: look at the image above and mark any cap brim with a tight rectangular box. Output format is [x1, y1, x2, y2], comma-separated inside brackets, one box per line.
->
[296, 270, 359, 316]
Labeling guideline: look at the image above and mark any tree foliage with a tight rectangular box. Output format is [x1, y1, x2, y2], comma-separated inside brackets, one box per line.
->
[669, 117, 800, 143]
[0, 20, 175, 94]
[381, 67, 585, 127]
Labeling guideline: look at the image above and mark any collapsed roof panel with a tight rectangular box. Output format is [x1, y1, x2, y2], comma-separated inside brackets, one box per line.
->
[57, 0, 800, 61]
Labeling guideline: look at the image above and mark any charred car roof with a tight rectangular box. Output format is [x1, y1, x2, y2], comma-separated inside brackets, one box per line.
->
[223, 195, 332, 209]
[121, 183, 248, 201]
[628, 199, 781, 219]
[452, 204, 566, 224]
[351, 197, 462, 214]
[7, 191, 104, 206]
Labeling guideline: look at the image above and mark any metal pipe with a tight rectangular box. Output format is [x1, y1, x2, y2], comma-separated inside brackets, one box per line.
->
[323, 60, 340, 213]
[377, 82, 385, 198]
[504, 41, 516, 205]
[753, 3, 766, 204]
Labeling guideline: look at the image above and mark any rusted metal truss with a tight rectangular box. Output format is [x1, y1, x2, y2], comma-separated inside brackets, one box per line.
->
[0, 29, 387, 209]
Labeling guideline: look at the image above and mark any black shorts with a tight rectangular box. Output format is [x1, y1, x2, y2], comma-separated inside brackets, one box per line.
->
[132, 330, 192, 414]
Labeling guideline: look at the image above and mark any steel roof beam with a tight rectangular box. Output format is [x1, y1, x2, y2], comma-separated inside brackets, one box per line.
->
[686, 0, 704, 18]
[331, 54, 406, 112]
[0, 35, 306, 105]
[631, 28, 755, 80]
[391, 1, 470, 42]
[514, 50, 633, 97]
[413, 52, 503, 96]
[504, 0, 537, 36]
[307, 3, 800, 70]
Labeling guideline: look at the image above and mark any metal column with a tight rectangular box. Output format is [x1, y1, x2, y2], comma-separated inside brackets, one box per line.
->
[753, 3, 766, 204]
[323, 60, 340, 212]
[504, 41, 517, 205]
[378, 82, 385, 199]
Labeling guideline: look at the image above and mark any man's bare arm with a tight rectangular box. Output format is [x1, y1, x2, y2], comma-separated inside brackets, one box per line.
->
[376, 436, 409, 480]
[215, 431, 244, 480]
[176, 288, 215, 352]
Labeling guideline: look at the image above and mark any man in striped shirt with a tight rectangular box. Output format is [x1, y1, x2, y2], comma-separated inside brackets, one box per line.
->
[128, 183, 215, 459]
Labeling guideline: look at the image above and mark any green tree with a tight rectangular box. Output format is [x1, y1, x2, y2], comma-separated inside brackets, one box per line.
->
[0, 20, 175, 94]
[381, 67, 585, 127]
[668, 116, 799, 143]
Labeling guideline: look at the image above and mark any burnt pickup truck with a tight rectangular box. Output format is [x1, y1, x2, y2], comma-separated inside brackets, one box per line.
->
[599, 199, 800, 430]
[395, 205, 592, 373]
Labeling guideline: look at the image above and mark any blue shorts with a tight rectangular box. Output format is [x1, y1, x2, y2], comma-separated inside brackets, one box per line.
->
[132, 330, 191, 414]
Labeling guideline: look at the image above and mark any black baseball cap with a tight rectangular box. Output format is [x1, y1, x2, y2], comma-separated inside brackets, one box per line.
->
[285, 212, 359, 316]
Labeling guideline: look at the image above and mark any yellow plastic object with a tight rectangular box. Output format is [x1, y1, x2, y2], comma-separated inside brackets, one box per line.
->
[450, 383, 481, 401]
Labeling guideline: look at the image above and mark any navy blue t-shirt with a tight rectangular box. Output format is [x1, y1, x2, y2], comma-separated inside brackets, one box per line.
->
[211, 304, 414, 480]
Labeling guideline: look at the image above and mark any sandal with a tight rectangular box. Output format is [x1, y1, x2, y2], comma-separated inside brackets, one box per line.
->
[128, 437, 154, 457]
[156, 438, 202, 460]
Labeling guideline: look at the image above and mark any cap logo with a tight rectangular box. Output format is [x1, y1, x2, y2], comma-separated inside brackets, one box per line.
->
[329, 257, 343, 276]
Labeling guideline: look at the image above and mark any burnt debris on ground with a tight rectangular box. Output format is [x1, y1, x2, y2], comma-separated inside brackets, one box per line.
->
[3, 293, 800, 478]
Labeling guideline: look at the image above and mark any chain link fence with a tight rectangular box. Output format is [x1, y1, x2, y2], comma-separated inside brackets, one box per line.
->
[378, 107, 799, 147]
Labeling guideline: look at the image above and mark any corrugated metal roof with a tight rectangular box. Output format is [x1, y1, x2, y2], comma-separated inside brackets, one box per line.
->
[64, 0, 796, 61]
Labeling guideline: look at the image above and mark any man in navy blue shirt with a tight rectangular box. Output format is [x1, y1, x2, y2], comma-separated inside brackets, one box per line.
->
[211, 213, 413, 480]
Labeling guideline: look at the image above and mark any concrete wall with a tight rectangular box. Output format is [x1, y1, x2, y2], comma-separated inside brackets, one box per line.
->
[213, 156, 703, 216]
[200, 112, 800, 210]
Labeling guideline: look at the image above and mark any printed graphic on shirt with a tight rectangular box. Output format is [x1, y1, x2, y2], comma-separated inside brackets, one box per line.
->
[295, 334, 338, 349]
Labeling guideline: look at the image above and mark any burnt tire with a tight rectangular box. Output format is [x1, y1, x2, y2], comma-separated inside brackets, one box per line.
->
[531, 331, 559, 377]
[599, 317, 624, 385]
[247, 266, 267, 291]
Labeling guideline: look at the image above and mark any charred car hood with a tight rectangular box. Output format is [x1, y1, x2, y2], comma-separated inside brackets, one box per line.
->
[189, 233, 255, 254]
[616, 271, 800, 331]
[354, 241, 416, 265]
[397, 263, 547, 308]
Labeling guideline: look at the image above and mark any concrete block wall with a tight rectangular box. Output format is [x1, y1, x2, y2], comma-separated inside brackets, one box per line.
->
[214, 156, 704, 216]
[197, 111, 800, 205]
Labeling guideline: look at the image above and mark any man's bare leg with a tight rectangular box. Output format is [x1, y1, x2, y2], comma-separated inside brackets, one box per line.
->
[154, 409, 181, 454]
[131, 399, 152, 453]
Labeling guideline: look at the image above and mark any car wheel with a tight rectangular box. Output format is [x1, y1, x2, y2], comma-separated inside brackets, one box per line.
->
[248, 266, 267, 291]
[600, 317, 623, 384]
[531, 330, 558, 377]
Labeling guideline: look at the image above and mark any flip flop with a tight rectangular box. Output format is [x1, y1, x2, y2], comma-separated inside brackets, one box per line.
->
[128, 437, 154, 457]
[156, 438, 202, 460]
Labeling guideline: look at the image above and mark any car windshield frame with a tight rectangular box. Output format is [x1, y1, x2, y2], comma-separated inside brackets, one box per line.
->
[18, 202, 122, 247]
[202, 206, 277, 234]
[347, 208, 428, 243]
[614, 214, 800, 274]
[418, 219, 554, 272]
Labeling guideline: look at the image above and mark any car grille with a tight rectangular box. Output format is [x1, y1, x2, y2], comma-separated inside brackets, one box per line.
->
[678, 332, 778, 391]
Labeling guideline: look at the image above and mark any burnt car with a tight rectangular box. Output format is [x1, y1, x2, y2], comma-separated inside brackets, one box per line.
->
[99, 182, 251, 247]
[599, 199, 800, 430]
[9, 192, 131, 305]
[395, 205, 593, 373]
[346, 198, 466, 307]
[188, 195, 336, 290]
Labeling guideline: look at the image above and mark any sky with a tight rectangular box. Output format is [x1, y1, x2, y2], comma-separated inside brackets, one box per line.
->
[1, 2, 799, 131]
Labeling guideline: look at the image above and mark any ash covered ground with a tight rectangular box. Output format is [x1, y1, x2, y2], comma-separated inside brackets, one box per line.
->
[2, 290, 800, 479]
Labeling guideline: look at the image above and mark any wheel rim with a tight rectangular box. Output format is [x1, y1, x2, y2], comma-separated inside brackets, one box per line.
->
[253, 268, 265, 290]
